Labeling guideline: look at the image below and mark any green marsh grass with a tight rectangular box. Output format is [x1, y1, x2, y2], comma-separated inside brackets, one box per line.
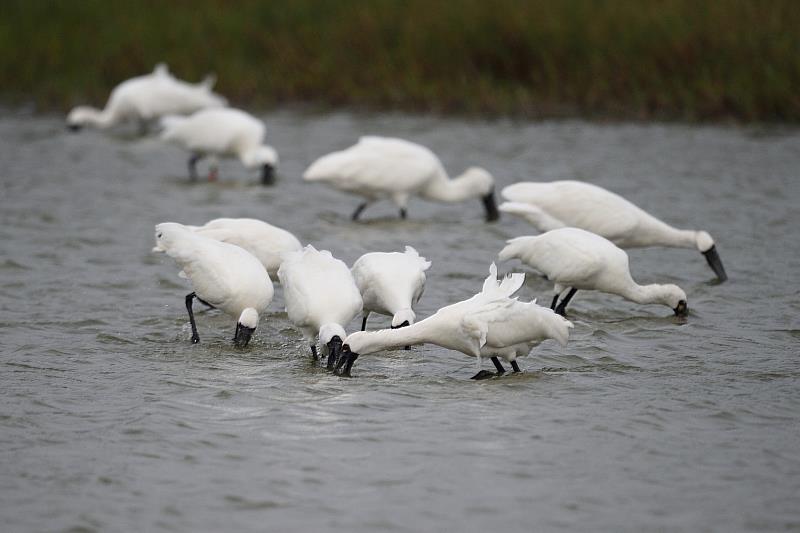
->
[2, 0, 798, 121]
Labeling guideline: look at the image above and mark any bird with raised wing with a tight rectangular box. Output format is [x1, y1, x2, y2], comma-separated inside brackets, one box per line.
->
[336, 264, 572, 379]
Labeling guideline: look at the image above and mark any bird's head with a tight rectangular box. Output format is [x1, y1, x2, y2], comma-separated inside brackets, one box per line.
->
[319, 323, 347, 370]
[152, 222, 187, 253]
[242, 146, 278, 185]
[233, 308, 259, 347]
[462, 167, 499, 222]
[696, 231, 727, 282]
[391, 309, 415, 328]
[661, 284, 689, 317]
[66, 106, 97, 131]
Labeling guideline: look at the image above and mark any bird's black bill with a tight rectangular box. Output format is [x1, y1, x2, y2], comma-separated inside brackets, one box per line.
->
[233, 323, 255, 347]
[67, 124, 82, 132]
[391, 321, 410, 329]
[702, 245, 727, 282]
[335, 345, 359, 377]
[261, 164, 275, 186]
[482, 189, 500, 222]
[674, 300, 688, 317]
[326, 335, 343, 370]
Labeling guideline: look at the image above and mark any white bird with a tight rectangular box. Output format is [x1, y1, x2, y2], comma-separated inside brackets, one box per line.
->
[160, 107, 278, 185]
[152, 222, 274, 347]
[336, 264, 572, 379]
[499, 180, 727, 281]
[351, 246, 431, 332]
[303, 136, 499, 222]
[498, 227, 689, 317]
[277, 245, 363, 369]
[184, 218, 302, 279]
[67, 63, 226, 133]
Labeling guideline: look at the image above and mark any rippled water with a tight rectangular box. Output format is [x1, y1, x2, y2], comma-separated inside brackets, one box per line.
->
[1, 109, 799, 532]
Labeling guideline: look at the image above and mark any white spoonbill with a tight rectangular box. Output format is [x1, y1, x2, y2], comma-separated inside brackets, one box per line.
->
[160, 107, 278, 185]
[498, 228, 688, 317]
[303, 136, 499, 222]
[277, 245, 363, 369]
[336, 264, 572, 379]
[152, 222, 274, 347]
[185, 218, 302, 279]
[499, 180, 727, 281]
[351, 246, 431, 332]
[67, 63, 226, 133]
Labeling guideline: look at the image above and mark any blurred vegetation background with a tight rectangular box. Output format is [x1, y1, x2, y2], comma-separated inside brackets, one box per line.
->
[1, 0, 798, 121]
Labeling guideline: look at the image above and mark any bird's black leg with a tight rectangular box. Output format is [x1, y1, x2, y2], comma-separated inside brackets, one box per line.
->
[361, 314, 369, 331]
[188, 153, 203, 181]
[399, 208, 407, 219]
[185, 292, 200, 343]
[550, 294, 559, 310]
[196, 296, 215, 310]
[491, 357, 506, 375]
[351, 202, 369, 221]
[555, 288, 578, 316]
[510, 360, 521, 373]
[310, 345, 318, 361]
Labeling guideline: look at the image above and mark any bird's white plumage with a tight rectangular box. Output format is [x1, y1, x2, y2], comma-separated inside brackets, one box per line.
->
[160, 107, 278, 168]
[185, 218, 301, 278]
[343, 264, 572, 371]
[352, 246, 431, 327]
[67, 64, 226, 130]
[500, 180, 715, 252]
[153, 222, 274, 327]
[498, 228, 687, 312]
[303, 136, 494, 212]
[277, 245, 363, 347]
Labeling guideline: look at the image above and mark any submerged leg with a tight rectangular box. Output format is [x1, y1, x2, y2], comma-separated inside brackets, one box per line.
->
[399, 207, 407, 219]
[188, 153, 202, 181]
[550, 294, 559, 310]
[310, 344, 318, 361]
[185, 292, 200, 343]
[351, 202, 369, 221]
[510, 360, 521, 373]
[491, 357, 506, 374]
[361, 313, 369, 331]
[555, 288, 578, 316]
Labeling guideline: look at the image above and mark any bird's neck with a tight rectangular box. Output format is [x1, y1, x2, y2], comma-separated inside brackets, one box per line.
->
[85, 106, 119, 128]
[619, 283, 671, 306]
[354, 319, 437, 354]
[420, 169, 483, 203]
[635, 220, 698, 250]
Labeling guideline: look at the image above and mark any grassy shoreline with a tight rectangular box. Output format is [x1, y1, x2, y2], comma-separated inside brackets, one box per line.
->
[2, 0, 799, 122]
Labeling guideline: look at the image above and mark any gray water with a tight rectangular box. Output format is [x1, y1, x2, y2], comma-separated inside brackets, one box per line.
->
[1, 109, 799, 532]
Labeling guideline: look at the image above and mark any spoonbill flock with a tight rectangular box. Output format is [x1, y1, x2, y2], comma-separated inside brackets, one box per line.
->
[70, 64, 728, 379]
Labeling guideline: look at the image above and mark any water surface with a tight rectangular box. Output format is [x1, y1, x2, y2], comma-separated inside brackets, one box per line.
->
[1, 110, 799, 532]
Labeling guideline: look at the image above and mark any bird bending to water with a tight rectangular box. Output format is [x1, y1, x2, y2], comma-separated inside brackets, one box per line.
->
[160, 107, 278, 185]
[352, 246, 431, 333]
[277, 245, 363, 369]
[499, 180, 727, 281]
[185, 218, 301, 279]
[303, 136, 499, 222]
[67, 63, 226, 133]
[498, 227, 688, 317]
[153, 222, 274, 347]
[336, 264, 572, 379]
